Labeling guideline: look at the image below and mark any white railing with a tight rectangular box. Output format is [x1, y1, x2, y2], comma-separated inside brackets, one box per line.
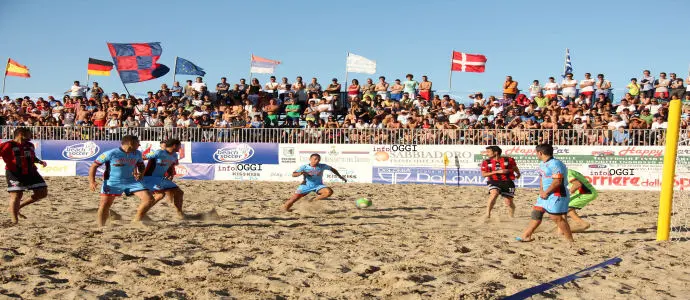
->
[1, 126, 680, 146]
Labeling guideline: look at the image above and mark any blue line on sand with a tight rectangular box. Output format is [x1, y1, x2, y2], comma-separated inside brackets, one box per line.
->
[503, 257, 622, 300]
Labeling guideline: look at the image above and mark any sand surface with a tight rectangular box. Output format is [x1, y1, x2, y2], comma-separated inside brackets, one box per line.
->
[0, 177, 688, 299]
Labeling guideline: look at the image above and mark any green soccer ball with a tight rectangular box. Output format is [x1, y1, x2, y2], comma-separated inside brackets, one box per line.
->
[355, 198, 372, 209]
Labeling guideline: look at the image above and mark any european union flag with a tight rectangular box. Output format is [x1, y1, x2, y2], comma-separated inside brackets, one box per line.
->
[175, 57, 206, 76]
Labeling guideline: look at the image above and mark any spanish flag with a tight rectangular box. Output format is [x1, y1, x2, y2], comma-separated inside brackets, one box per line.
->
[5, 58, 30, 78]
[87, 58, 114, 76]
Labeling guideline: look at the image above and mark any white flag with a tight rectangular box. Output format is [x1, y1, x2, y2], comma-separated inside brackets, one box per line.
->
[346, 53, 376, 74]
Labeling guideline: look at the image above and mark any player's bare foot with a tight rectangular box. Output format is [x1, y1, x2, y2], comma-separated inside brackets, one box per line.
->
[516, 236, 535, 242]
[571, 222, 591, 233]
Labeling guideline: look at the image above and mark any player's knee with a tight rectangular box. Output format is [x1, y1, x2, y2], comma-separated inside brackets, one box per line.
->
[33, 188, 48, 199]
[531, 209, 544, 221]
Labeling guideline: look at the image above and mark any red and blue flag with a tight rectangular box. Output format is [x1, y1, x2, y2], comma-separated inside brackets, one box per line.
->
[107, 42, 170, 83]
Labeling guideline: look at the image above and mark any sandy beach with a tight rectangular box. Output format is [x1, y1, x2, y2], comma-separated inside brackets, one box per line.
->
[1, 177, 688, 299]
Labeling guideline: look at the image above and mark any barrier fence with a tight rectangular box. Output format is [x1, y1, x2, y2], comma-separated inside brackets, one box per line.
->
[0, 126, 684, 146]
[6, 138, 690, 191]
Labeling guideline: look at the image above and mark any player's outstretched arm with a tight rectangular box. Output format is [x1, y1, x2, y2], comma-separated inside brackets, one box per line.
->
[292, 171, 305, 177]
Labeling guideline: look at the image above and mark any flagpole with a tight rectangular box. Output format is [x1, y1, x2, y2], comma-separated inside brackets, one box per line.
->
[344, 52, 349, 100]
[448, 50, 454, 91]
[173, 56, 178, 84]
[2, 58, 8, 96]
[248, 54, 253, 83]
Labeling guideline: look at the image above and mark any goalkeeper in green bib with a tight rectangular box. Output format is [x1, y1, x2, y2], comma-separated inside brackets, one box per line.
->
[566, 169, 598, 232]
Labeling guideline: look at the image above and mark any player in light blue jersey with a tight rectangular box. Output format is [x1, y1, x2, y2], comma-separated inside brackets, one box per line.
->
[143, 139, 184, 219]
[88, 135, 155, 227]
[518, 144, 574, 243]
[283, 153, 347, 212]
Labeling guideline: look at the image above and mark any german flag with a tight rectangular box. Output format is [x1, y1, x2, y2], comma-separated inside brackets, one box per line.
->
[87, 58, 114, 76]
[5, 58, 30, 78]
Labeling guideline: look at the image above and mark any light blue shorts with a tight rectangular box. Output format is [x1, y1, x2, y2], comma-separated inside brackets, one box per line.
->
[101, 181, 147, 197]
[142, 177, 179, 192]
[296, 184, 328, 195]
[535, 195, 570, 215]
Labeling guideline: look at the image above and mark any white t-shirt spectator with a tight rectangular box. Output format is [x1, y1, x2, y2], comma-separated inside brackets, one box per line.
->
[616, 103, 636, 114]
[655, 78, 670, 93]
[490, 105, 504, 116]
[69, 85, 89, 98]
[192, 82, 207, 93]
[192, 99, 203, 107]
[448, 111, 462, 124]
[580, 79, 595, 92]
[646, 103, 662, 115]
[651, 120, 668, 130]
[318, 103, 333, 120]
[561, 79, 578, 94]
[177, 118, 193, 128]
[607, 120, 627, 130]
[544, 82, 559, 96]
[397, 113, 409, 125]
[355, 122, 369, 129]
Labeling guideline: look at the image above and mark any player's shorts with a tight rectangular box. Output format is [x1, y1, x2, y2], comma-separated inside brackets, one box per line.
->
[101, 181, 147, 197]
[487, 181, 515, 198]
[568, 192, 597, 209]
[296, 184, 328, 195]
[142, 177, 178, 193]
[6, 170, 47, 192]
[535, 195, 570, 215]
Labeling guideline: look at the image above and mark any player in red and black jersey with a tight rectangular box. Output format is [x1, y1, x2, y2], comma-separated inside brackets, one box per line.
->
[0, 128, 48, 224]
[480, 145, 521, 220]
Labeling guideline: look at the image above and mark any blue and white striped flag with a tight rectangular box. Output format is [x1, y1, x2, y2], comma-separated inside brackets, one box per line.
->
[562, 48, 572, 78]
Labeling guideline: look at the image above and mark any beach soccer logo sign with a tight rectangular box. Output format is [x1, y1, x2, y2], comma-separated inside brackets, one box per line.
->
[212, 143, 255, 163]
[281, 147, 296, 164]
[62, 142, 100, 160]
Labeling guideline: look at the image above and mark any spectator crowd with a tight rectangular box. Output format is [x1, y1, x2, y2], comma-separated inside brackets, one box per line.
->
[2, 70, 690, 145]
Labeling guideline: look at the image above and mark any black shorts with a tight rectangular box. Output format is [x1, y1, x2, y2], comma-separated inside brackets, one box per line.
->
[6, 170, 47, 192]
[487, 181, 515, 198]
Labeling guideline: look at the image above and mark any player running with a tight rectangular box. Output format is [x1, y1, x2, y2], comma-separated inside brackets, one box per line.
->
[480, 145, 521, 219]
[88, 135, 155, 227]
[0, 128, 48, 224]
[283, 153, 347, 212]
[518, 144, 574, 243]
[142, 139, 185, 219]
[566, 169, 598, 232]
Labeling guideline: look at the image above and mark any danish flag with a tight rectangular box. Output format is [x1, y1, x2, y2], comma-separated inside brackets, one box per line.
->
[451, 51, 487, 73]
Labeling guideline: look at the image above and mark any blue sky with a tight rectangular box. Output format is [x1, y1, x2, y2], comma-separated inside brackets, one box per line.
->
[1, 0, 689, 99]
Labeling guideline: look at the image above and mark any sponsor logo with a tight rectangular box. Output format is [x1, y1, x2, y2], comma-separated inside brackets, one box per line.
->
[372, 167, 540, 187]
[373, 150, 472, 164]
[39, 166, 68, 173]
[588, 164, 607, 169]
[213, 144, 254, 163]
[9, 180, 19, 187]
[299, 146, 370, 164]
[503, 146, 570, 156]
[216, 164, 263, 178]
[372, 145, 418, 152]
[281, 147, 297, 164]
[589, 168, 635, 176]
[173, 165, 189, 178]
[617, 147, 663, 157]
[62, 142, 100, 160]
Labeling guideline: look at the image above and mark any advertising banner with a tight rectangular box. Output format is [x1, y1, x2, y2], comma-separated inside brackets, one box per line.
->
[371, 145, 482, 168]
[37, 161, 76, 176]
[76, 162, 213, 181]
[191, 143, 279, 164]
[41, 141, 120, 161]
[280, 144, 373, 183]
[372, 166, 541, 187]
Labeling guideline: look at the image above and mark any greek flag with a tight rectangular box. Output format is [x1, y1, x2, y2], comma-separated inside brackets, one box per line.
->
[562, 48, 572, 78]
